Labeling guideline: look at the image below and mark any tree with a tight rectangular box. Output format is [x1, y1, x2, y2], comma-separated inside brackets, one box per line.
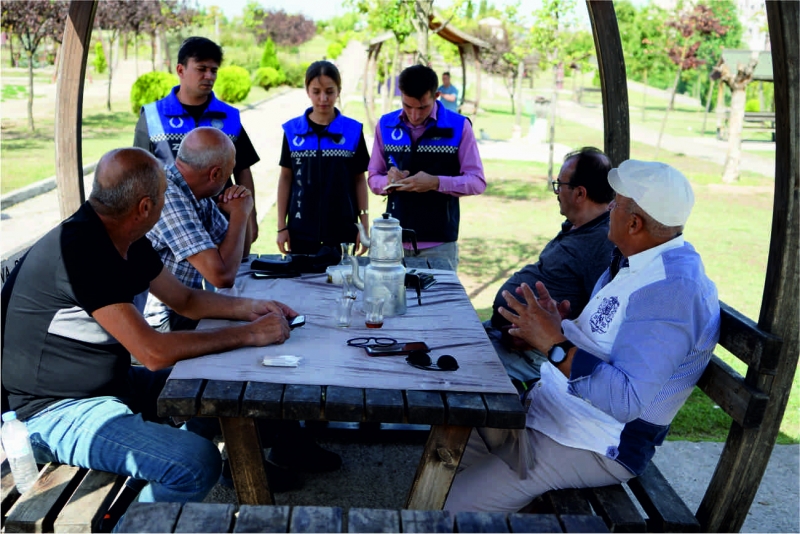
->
[711, 52, 758, 183]
[260, 37, 280, 70]
[531, 0, 578, 181]
[93, 42, 108, 75]
[0, 0, 68, 131]
[95, 0, 132, 111]
[654, 3, 726, 156]
[254, 9, 316, 46]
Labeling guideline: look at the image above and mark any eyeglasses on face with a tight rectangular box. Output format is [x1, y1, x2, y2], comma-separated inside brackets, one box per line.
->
[406, 350, 459, 372]
[347, 337, 398, 347]
[552, 180, 576, 194]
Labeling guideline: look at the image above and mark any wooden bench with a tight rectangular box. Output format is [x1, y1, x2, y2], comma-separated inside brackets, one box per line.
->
[577, 87, 602, 105]
[720, 110, 776, 141]
[116, 502, 613, 533]
[1, 454, 132, 533]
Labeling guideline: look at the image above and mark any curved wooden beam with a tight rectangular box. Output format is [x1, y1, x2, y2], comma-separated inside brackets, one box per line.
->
[696, 2, 799, 530]
[586, 1, 629, 167]
[55, 0, 97, 219]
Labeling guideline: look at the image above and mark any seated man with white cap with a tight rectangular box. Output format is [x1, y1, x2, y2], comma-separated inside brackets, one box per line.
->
[444, 160, 720, 512]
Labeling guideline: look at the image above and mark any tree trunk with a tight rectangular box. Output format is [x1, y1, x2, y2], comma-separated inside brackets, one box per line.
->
[642, 69, 647, 122]
[107, 35, 114, 111]
[134, 32, 139, 78]
[151, 32, 157, 71]
[123, 32, 128, 59]
[655, 62, 685, 157]
[9, 34, 16, 67]
[715, 80, 725, 139]
[162, 30, 172, 72]
[415, 0, 433, 65]
[722, 87, 746, 183]
[547, 67, 558, 183]
[27, 50, 35, 131]
[512, 60, 524, 138]
[702, 79, 714, 134]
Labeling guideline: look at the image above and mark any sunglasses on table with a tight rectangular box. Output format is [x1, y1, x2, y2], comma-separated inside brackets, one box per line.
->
[406, 350, 459, 372]
[347, 337, 398, 347]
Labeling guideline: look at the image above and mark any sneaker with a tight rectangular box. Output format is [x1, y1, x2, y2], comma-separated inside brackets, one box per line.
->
[267, 441, 342, 473]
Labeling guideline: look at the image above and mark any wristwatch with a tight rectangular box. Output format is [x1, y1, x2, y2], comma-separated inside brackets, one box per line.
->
[547, 339, 575, 365]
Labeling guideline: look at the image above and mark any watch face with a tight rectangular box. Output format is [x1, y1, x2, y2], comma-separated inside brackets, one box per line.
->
[548, 346, 567, 365]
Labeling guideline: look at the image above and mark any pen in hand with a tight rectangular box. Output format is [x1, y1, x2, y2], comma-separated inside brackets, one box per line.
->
[383, 156, 403, 191]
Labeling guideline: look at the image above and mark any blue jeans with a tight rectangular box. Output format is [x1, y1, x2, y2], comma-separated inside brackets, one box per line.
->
[405, 241, 459, 271]
[24, 367, 221, 503]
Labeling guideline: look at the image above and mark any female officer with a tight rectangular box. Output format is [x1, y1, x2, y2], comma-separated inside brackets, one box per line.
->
[276, 61, 370, 255]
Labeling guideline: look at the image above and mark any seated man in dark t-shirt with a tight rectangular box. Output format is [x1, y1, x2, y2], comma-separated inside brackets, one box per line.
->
[485, 147, 615, 391]
[1, 148, 296, 504]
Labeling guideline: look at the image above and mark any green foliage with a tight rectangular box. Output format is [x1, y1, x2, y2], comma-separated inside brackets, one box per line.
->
[253, 66, 285, 90]
[355, 0, 414, 44]
[616, 0, 677, 90]
[745, 98, 760, 112]
[129, 71, 178, 115]
[281, 60, 311, 88]
[326, 42, 343, 60]
[1, 84, 26, 101]
[260, 37, 280, 70]
[530, 0, 577, 69]
[93, 42, 107, 75]
[215, 66, 252, 104]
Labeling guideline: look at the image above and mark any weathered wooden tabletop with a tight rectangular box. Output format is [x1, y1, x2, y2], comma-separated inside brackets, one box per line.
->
[157, 256, 525, 509]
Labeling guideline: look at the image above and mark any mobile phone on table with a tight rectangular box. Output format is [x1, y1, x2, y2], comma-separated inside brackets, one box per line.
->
[365, 341, 429, 357]
[289, 315, 306, 329]
[252, 271, 300, 279]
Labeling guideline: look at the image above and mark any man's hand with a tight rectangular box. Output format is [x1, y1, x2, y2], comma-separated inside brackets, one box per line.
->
[498, 282, 566, 353]
[515, 285, 571, 319]
[391, 170, 440, 193]
[277, 231, 291, 254]
[387, 166, 410, 186]
[246, 299, 297, 322]
[218, 185, 254, 217]
[247, 312, 291, 346]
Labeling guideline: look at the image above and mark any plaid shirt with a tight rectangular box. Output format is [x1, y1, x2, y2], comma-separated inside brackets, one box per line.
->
[144, 163, 228, 324]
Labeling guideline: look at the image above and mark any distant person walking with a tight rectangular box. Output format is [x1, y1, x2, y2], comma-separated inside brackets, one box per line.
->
[437, 71, 459, 113]
[276, 61, 370, 255]
[368, 65, 485, 269]
[133, 36, 260, 242]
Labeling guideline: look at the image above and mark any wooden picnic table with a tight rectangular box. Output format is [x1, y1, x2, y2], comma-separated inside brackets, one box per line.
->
[156, 255, 525, 509]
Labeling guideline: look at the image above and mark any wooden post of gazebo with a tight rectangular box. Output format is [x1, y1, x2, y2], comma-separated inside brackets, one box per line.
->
[55, 0, 97, 219]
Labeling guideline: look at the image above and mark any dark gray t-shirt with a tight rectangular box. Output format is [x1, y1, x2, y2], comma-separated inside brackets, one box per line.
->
[1, 203, 163, 420]
[491, 212, 614, 328]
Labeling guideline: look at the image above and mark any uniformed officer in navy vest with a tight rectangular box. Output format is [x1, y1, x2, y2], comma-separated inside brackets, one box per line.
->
[133, 37, 261, 247]
[367, 65, 486, 269]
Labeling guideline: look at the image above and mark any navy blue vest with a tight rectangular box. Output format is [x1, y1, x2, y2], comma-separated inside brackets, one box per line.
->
[282, 109, 364, 245]
[142, 86, 241, 167]
[379, 102, 464, 242]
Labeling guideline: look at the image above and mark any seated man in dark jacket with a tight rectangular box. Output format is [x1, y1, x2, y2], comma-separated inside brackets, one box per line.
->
[485, 147, 615, 391]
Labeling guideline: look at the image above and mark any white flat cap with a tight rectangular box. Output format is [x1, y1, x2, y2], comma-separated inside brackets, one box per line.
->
[608, 160, 694, 227]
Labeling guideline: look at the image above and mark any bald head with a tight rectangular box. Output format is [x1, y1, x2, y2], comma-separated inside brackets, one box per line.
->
[176, 127, 235, 171]
[89, 148, 164, 218]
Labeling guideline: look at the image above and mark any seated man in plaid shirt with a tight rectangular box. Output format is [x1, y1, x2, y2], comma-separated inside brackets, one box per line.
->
[145, 127, 253, 332]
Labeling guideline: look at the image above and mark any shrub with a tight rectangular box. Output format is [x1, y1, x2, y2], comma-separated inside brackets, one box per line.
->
[215, 66, 251, 103]
[130, 71, 178, 115]
[326, 42, 343, 60]
[260, 37, 280, 70]
[253, 67, 286, 90]
[224, 47, 261, 73]
[93, 42, 107, 75]
[281, 61, 310, 88]
[745, 98, 760, 112]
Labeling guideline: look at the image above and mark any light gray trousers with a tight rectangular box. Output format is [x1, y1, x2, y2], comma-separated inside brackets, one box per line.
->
[444, 427, 634, 513]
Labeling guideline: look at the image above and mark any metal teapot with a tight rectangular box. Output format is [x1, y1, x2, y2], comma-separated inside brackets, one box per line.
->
[350, 213, 407, 316]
